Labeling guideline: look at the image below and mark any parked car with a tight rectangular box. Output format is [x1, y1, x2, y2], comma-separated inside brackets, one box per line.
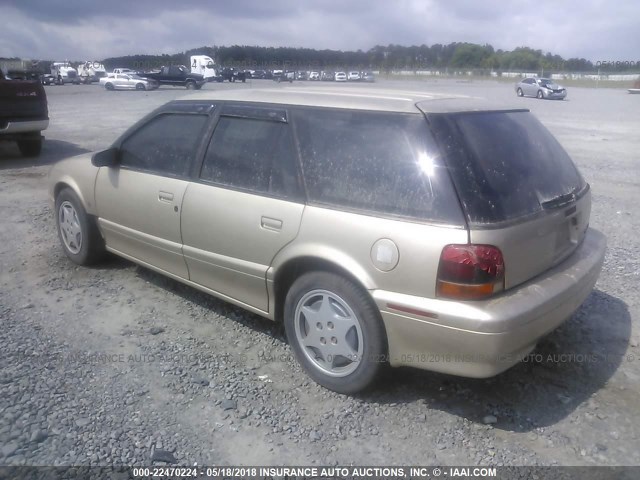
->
[99, 74, 159, 91]
[348, 71, 361, 81]
[361, 71, 375, 83]
[273, 70, 294, 83]
[0, 68, 48, 156]
[49, 89, 605, 394]
[516, 77, 567, 99]
[295, 71, 308, 81]
[321, 71, 334, 81]
[335, 71, 348, 82]
[309, 71, 320, 81]
[41, 74, 56, 85]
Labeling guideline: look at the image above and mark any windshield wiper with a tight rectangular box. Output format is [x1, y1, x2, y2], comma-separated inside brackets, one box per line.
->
[541, 190, 577, 210]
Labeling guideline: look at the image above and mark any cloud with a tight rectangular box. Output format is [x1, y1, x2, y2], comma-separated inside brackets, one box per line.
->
[1, 1, 638, 61]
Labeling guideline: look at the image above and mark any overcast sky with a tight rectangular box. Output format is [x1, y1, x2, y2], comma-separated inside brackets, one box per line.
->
[1, 0, 638, 62]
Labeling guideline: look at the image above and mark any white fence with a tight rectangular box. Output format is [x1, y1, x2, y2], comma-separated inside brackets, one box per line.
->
[386, 69, 639, 82]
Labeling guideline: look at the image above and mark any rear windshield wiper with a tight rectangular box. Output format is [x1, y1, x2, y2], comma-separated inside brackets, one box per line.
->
[541, 191, 577, 210]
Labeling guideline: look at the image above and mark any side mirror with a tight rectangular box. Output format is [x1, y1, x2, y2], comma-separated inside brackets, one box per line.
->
[92, 147, 118, 167]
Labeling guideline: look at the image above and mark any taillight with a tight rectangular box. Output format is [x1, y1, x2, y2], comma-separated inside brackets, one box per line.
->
[436, 244, 505, 300]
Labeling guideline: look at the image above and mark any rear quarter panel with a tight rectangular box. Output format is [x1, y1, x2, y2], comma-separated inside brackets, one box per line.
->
[270, 205, 468, 297]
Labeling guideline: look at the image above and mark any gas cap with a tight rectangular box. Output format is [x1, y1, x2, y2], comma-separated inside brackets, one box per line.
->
[370, 238, 399, 272]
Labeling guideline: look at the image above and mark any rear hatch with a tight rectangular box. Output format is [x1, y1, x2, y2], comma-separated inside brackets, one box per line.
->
[0, 75, 48, 126]
[428, 109, 590, 289]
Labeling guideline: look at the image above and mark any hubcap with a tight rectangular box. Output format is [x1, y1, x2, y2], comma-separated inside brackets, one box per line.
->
[58, 201, 82, 254]
[294, 289, 364, 377]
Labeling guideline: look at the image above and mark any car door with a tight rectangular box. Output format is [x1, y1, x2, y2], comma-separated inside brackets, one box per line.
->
[168, 66, 184, 86]
[525, 78, 536, 96]
[181, 104, 305, 312]
[112, 74, 125, 89]
[94, 110, 211, 278]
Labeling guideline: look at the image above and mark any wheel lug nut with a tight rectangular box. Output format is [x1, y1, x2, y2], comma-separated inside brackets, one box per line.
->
[320, 337, 326, 345]
[316, 322, 323, 330]
[328, 322, 334, 329]
[331, 337, 337, 344]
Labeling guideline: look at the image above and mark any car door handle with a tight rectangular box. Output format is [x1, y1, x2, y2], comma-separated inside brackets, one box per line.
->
[261, 216, 283, 231]
[158, 191, 174, 202]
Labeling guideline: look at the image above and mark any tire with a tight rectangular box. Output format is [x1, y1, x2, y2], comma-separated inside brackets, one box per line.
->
[135, 83, 146, 90]
[185, 81, 196, 90]
[517, 88, 524, 97]
[105, 83, 114, 91]
[537, 90, 544, 99]
[17, 137, 42, 157]
[284, 271, 386, 394]
[55, 188, 105, 265]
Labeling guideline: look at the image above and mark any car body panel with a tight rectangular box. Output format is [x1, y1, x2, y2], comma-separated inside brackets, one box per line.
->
[181, 183, 305, 312]
[49, 155, 99, 215]
[94, 168, 190, 278]
[471, 191, 591, 289]
[270, 205, 468, 299]
[374, 227, 605, 376]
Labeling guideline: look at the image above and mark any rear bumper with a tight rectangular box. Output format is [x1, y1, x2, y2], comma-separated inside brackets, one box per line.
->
[0, 119, 48, 136]
[372, 228, 606, 378]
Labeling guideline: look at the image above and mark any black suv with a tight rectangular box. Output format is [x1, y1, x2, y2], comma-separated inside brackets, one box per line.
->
[0, 68, 49, 157]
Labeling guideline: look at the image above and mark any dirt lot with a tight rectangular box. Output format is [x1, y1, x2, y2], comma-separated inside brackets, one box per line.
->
[1, 79, 639, 467]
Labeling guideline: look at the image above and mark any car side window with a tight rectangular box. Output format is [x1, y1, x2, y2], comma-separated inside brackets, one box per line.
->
[293, 107, 464, 223]
[200, 113, 300, 199]
[120, 113, 208, 177]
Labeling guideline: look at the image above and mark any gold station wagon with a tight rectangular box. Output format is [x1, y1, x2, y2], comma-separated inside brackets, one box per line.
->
[49, 88, 606, 393]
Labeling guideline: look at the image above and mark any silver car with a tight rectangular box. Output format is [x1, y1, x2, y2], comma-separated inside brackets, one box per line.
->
[99, 74, 159, 91]
[516, 77, 567, 99]
[49, 88, 605, 393]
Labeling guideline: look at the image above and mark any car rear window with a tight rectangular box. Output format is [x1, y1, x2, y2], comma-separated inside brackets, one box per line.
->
[293, 108, 464, 225]
[429, 111, 586, 225]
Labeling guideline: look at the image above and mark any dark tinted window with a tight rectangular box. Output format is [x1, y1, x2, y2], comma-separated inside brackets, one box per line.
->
[200, 115, 300, 198]
[430, 111, 586, 224]
[293, 108, 464, 223]
[120, 114, 207, 176]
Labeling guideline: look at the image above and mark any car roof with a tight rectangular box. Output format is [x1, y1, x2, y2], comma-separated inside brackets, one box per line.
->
[185, 87, 527, 114]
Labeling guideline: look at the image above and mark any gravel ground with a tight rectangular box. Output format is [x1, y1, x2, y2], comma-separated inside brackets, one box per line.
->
[0, 79, 639, 468]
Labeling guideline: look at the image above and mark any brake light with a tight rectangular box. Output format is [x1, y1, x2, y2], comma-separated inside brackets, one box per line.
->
[436, 244, 505, 300]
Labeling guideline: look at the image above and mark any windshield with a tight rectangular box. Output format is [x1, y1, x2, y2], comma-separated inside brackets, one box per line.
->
[430, 111, 586, 224]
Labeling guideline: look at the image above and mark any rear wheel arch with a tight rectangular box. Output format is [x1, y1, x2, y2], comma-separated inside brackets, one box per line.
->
[273, 256, 376, 323]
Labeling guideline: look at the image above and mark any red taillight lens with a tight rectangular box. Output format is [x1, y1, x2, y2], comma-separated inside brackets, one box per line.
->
[437, 244, 505, 300]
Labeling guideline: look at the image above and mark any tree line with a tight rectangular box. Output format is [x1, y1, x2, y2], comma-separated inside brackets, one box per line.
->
[5, 42, 635, 75]
[100, 43, 607, 73]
